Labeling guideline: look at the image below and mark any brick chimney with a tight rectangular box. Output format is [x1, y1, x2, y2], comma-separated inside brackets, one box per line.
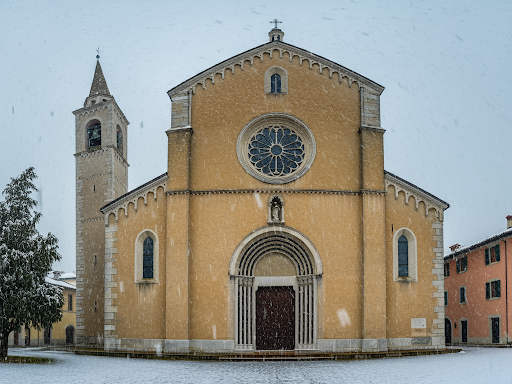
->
[507, 215, 512, 229]
[449, 244, 461, 252]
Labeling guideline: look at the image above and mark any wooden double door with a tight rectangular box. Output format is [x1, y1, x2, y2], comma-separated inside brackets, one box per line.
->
[255, 286, 295, 350]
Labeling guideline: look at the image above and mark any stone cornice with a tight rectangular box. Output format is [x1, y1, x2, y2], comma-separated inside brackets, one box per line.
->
[384, 171, 449, 221]
[166, 126, 193, 135]
[100, 173, 168, 223]
[165, 188, 379, 196]
[167, 41, 384, 98]
[73, 98, 129, 125]
[359, 125, 386, 134]
[74, 145, 129, 167]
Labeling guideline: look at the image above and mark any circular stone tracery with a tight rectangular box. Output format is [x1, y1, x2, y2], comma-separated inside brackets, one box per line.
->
[237, 113, 316, 184]
[248, 126, 305, 177]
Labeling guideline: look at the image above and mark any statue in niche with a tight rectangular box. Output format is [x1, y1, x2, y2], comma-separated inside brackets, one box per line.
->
[269, 197, 283, 223]
[272, 201, 280, 221]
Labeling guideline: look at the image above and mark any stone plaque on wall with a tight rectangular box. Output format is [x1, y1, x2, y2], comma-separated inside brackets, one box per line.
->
[411, 318, 426, 329]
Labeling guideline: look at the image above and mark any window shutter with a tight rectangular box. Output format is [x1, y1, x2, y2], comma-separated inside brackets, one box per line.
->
[495, 245, 500, 262]
[485, 248, 489, 265]
[486, 282, 490, 299]
[496, 280, 501, 297]
[456, 259, 460, 273]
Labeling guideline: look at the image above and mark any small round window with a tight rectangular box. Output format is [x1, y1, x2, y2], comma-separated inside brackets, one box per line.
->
[237, 113, 316, 184]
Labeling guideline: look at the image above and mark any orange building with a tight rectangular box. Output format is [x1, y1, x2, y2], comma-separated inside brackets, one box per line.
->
[444, 216, 512, 345]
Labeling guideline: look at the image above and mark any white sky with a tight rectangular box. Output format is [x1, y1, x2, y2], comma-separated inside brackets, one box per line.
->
[1, 0, 511, 272]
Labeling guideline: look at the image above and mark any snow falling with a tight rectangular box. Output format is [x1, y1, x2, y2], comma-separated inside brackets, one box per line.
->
[5, 347, 512, 383]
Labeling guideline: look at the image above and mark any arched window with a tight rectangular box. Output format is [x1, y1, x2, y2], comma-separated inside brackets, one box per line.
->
[135, 230, 159, 283]
[143, 237, 153, 279]
[116, 125, 123, 154]
[271, 73, 281, 94]
[393, 228, 417, 281]
[398, 235, 408, 277]
[87, 120, 101, 148]
[264, 67, 288, 95]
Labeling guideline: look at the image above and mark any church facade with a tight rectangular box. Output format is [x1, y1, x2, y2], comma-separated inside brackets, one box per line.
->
[75, 28, 449, 353]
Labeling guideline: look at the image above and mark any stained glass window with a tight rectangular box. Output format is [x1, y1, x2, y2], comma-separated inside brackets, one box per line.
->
[87, 123, 101, 148]
[248, 126, 305, 177]
[398, 235, 408, 277]
[143, 237, 153, 279]
[271, 73, 281, 94]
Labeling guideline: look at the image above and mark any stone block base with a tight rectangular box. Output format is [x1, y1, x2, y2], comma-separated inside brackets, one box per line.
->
[102, 337, 444, 353]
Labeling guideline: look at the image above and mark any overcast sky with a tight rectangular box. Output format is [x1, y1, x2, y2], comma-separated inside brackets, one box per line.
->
[1, 0, 511, 272]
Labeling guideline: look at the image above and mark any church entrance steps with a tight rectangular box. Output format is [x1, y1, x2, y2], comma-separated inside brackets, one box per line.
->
[73, 348, 460, 361]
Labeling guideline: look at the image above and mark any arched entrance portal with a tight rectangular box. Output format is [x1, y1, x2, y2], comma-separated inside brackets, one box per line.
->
[230, 227, 322, 351]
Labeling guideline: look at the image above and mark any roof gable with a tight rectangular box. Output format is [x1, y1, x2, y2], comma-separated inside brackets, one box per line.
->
[167, 41, 384, 98]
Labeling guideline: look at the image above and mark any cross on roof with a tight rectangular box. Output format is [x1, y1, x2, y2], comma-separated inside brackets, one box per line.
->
[96, 47, 100, 59]
[270, 19, 282, 29]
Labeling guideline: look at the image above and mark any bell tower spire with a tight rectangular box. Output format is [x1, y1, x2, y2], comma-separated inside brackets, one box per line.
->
[73, 56, 129, 347]
[89, 59, 110, 97]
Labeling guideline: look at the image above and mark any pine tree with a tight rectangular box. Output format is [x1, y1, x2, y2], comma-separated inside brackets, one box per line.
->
[0, 168, 63, 360]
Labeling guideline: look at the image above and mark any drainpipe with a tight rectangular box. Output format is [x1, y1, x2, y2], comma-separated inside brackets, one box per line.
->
[505, 239, 509, 344]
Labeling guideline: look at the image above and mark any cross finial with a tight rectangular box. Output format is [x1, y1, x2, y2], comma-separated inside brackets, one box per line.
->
[96, 47, 100, 60]
[270, 19, 282, 29]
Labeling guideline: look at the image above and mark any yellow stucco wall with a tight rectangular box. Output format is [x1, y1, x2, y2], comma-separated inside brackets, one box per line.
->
[112, 189, 167, 339]
[188, 52, 361, 192]
[385, 186, 438, 338]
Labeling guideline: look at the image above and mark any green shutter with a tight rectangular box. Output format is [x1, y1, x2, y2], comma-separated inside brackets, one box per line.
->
[495, 245, 500, 262]
[456, 259, 460, 273]
[486, 282, 490, 299]
[496, 280, 501, 298]
[485, 248, 489, 265]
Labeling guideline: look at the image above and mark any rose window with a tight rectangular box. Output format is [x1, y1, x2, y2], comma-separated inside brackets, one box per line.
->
[237, 113, 316, 184]
[248, 126, 305, 177]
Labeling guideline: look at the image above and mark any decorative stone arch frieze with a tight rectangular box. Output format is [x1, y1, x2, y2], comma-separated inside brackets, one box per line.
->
[236, 113, 316, 185]
[264, 66, 288, 94]
[100, 174, 167, 225]
[384, 171, 449, 222]
[267, 194, 285, 225]
[134, 229, 159, 283]
[229, 226, 322, 351]
[168, 41, 384, 98]
[392, 227, 418, 282]
[75, 104, 109, 120]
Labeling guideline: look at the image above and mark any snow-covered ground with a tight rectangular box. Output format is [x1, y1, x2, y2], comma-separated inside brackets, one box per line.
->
[4, 347, 512, 383]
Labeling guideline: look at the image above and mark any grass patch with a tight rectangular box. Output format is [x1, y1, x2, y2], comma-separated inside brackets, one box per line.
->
[1, 356, 54, 364]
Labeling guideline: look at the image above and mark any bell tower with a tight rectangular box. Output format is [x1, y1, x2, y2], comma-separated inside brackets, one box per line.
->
[73, 57, 129, 346]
